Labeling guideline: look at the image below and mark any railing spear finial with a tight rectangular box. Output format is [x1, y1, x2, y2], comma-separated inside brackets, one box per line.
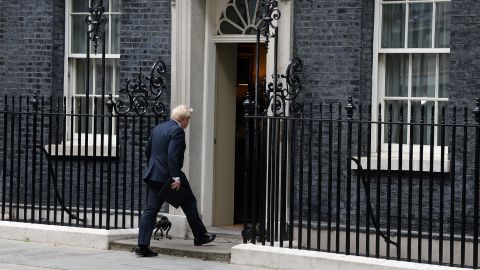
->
[345, 95, 355, 119]
[473, 98, 480, 124]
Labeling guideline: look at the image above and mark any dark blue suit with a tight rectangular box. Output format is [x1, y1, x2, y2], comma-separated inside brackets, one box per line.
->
[138, 120, 207, 246]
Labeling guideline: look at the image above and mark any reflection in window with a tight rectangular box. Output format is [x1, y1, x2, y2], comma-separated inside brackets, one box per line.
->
[381, 4, 405, 48]
[408, 3, 432, 48]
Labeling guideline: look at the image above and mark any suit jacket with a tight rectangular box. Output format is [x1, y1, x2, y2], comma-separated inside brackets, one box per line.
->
[143, 120, 187, 186]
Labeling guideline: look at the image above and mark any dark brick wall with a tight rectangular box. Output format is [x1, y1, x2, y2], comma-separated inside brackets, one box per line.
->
[120, 0, 171, 113]
[449, 0, 480, 107]
[293, 0, 369, 106]
[0, 0, 64, 98]
[0, 0, 6, 89]
[359, 0, 374, 104]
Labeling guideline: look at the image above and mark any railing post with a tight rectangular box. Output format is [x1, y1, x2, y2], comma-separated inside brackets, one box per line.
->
[242, 93, 254, 243]
[472, 98, 480, 268]
[2, 95, 8, 221]
[345, 96, 355, 255]
[106, 95, 115, 230]
[31, 93, 39, 223]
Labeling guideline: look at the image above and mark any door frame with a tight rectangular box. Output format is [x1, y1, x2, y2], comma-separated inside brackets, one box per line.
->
[170, 0, 294, 227]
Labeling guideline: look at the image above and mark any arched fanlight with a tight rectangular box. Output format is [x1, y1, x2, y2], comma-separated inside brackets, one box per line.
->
[217, 0, 261, 35]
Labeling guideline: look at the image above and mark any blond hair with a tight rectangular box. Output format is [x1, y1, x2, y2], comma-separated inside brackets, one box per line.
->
[171, 105, 193, 121]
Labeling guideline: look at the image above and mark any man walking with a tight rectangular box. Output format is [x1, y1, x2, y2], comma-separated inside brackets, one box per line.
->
[135, 105, 216, 257]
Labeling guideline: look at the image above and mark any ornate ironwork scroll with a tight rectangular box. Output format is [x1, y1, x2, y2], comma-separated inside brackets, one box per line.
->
[257, 0, 280, 51]
[87, 0, 108, 54]
[261, 57, 303, 116]
[242, 0, 303, 245]
[108, 59, 168, 117]
[251, 0, 302, 117]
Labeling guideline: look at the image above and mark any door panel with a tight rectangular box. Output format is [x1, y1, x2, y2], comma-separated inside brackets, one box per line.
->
[213, 44, 237, 226]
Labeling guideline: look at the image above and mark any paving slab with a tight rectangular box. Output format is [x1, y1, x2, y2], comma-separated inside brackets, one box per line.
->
[0, 239, 268, 270]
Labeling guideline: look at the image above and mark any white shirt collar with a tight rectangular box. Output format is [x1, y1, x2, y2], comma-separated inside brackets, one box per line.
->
[173, 119, 181, 127]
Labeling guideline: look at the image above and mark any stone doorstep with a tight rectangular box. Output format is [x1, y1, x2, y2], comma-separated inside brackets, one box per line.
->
[110, 236, 241, 263]
[231, 244, 466, 270]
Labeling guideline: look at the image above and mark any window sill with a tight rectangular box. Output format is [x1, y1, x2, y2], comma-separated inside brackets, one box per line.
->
[351, 154, 450, 173]
[43, 143, 118, 157]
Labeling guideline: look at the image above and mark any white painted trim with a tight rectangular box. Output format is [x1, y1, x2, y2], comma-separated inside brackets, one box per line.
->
[69, 54, 121, 58]
[372, 0, 451, 162]
[200, 0, 218, 227]
[63, 0, 71, 111]
[371, 0, 381, 155]
[172, 0, 294, 226]
[43, 143, 118, 157]
[212, 35, 264, 43]
[352, 154, 450, 172]
[231, 243, 465, 270]
[0, 221, 137, 250]
[379, 48, 449, 54]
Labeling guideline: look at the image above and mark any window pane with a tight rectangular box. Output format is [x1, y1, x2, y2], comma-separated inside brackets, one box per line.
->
[385, 54, 408, 97]
[221, 5, 245, 34]
[412, 54, 436, 97]
[72, 0, 89, 12]
[104, 0, 109, 12]
[408, 3, 433, 48]
[74, 97, 92, 133]
[114, 59, 120, 94]
[71, 15, 87, 53]
[411, 101, 434, 145]
[111, 0, 121, 12]
[94, 97, 113, 134]
[95, 59, 113, 95]
[111, 15, 120, 54]
[384, 100, 408, 144]
[382, 4, 405, 48]
[74, 59, 86, 95]
[435, 2, 451, 48]
[73, 59, 94, 95]
[438, 54, 449, 98]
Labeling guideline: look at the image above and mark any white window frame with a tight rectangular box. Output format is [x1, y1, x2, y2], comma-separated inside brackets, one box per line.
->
[369, 0, 451, 171]
[64, 0, 121, 148]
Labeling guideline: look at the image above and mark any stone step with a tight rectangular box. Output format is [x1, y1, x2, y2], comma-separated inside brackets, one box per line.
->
[110, 237, 237, 263]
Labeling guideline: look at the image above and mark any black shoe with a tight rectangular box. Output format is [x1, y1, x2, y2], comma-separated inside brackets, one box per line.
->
[194, 233, 216, 246]
[134, 246, 158, 257]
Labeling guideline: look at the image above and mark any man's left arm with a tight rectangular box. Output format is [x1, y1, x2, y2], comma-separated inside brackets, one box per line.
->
[168, 128, 186, 184]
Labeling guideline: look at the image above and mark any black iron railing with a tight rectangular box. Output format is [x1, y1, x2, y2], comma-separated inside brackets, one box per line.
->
[0, 93, 167, 229]
[242, 96, 480, 269]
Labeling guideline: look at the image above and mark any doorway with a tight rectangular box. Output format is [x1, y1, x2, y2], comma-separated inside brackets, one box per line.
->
[213, 43, 266, 226]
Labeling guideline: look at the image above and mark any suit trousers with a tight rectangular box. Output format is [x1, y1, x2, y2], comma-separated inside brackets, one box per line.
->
[138, 182, 208, 246]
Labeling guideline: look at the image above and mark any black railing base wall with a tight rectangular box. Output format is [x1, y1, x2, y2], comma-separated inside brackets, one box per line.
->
[0, 203, 169, 229]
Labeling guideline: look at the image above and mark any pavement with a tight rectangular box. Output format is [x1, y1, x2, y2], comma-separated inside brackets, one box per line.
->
[0, 238, 269, 270]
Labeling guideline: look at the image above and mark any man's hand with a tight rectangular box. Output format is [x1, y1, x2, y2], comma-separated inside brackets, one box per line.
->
[171, 178, 181, 190]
